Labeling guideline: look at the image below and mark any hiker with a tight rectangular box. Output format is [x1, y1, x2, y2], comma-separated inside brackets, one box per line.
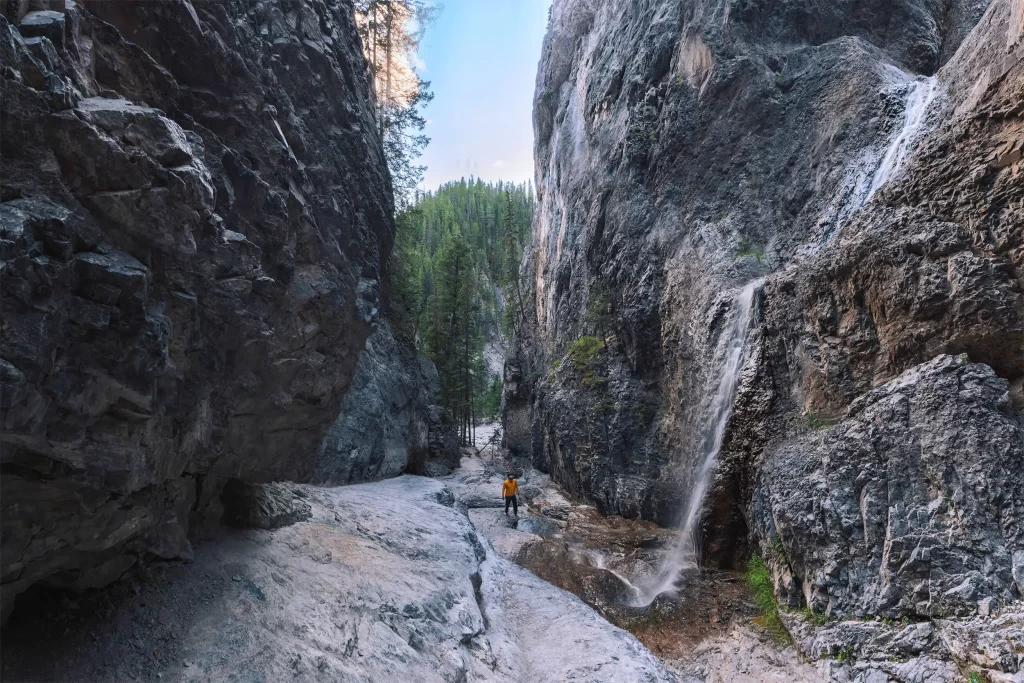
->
[501, 473, 520, 517]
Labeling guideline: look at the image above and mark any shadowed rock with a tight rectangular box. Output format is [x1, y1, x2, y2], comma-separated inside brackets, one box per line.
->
[1, 0, 392, 617]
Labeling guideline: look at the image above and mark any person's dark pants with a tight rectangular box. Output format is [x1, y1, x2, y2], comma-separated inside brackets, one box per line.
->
[504, 495, 518, 516]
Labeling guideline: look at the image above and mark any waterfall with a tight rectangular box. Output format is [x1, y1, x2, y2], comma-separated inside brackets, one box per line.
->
[865, 75, 938, 200]
[633, 279, 763, 607]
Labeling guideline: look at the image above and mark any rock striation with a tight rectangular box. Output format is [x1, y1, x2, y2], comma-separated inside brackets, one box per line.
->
[510, 0, 1022, 633]
[0, 0, 415, 618]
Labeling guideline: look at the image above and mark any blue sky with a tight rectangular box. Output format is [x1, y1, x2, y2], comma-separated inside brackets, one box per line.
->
[417, 0, 550, 191]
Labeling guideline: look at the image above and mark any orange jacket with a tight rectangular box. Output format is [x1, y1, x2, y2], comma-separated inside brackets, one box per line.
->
[501, 479, 520, 497]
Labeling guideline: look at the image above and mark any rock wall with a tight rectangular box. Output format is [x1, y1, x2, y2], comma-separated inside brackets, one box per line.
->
[0, 0, 396, 618]
[511, 0, 1023, 620]
[315, 321, 458, 484]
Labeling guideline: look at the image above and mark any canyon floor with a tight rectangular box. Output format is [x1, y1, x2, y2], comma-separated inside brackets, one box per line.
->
[0, 461, 672, 682]
[2, 433, 1019, 682]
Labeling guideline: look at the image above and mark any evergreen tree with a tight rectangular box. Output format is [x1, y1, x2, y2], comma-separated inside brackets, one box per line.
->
[354, 1, 438, 208]
[391, 179, 535, 442]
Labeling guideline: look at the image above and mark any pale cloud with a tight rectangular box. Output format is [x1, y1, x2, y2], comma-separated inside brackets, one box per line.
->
[493, 160, 506, 168]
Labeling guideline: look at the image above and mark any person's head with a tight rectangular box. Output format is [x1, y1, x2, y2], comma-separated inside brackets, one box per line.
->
[506, 473, 514, 480]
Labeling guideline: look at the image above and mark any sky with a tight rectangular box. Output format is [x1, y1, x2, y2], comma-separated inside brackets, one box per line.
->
[416, 0, 550, 192]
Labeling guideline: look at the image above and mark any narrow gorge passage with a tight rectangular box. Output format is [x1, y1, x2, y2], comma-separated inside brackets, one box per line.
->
[3, 0, 1023, 681]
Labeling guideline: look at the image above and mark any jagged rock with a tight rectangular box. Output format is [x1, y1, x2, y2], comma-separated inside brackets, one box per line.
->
[784, 607, 1024, 682]
[220, 481, 312, 530]
[1, 0, 393, 616]
[509, 0, 1017, 527]
[512, 0, 1022, 572]
[314, 322, 455, 483]
[509, 0, 1023, 671]
[754, 355, 1024, 619]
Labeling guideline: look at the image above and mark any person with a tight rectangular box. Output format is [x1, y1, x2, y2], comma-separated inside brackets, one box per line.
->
[501, 474, 520, 517]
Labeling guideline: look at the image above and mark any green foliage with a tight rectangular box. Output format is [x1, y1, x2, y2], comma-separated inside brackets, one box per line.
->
[747, 555, 776, 614]
[770, 537, 788, 564]
[747, 555, 790, 643]
[802, 606, 829, 626]
[640, 606, 664, 626]
[632, 402, 655, 428]
[390, 179, 535, 443]
[479, 377, 502, 421]
[354, 0, 439, 209]
[965, 671, 984, 683]
[568, 335, 604, 369]
[835, 645, 856, 665]
[803, 412, 833, 431]
[585, 282, 613, 342]
[735, 236, 765, 263]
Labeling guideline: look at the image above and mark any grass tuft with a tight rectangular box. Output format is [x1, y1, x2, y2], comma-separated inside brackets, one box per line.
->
[735, 237, 765, 263]
[803, 412, 833, 431]
[747, 555, 790, 642]
[802, 605, 829, 626]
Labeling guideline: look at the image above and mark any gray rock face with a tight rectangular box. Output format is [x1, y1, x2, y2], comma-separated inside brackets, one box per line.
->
[314, 322, 458, 484]
[513, 0, 1010, 524]
[1, 0, 393, 616]
[221, 481, 312, 531]
[513, 0, 1023, 635]
[785, 607, 1024, 682]
[754, 355, 1024, 619]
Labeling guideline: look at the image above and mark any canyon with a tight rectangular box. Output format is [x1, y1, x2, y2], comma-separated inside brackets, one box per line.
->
[2, 0, 1022, 681]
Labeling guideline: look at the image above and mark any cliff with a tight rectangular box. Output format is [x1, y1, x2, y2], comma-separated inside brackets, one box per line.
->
[0, 0, 447, 619]
[509, 0, 1023, 625]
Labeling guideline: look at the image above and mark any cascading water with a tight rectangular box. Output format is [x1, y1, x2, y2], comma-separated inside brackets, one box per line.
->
[865, 74, 938, 200]
[632, 279, 763, 607]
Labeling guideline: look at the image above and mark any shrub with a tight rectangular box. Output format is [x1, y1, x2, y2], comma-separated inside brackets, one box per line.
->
[568, 335, 604, 369]
[803, 412, 832, 431]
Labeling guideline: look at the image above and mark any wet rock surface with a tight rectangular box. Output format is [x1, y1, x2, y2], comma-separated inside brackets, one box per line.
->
[514, 0, 1022, 537]
[0, 0, 407, 615]
[508, 0, 1017, 524]
[444, 450, 827, 682]
[450, 448, 1024, 682]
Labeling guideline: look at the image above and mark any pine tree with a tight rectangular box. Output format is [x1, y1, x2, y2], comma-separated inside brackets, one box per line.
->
[354, 1, 438, 208]
[391, 180, 535, 440]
